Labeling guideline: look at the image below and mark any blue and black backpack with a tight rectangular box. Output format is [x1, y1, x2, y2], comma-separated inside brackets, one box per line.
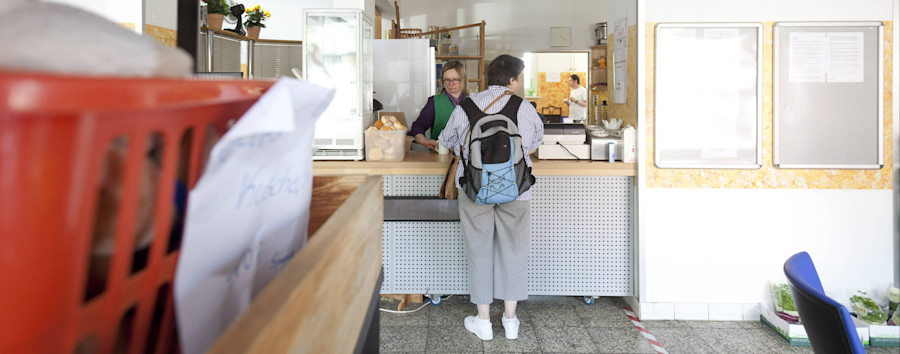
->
[458, 95, 535, 204]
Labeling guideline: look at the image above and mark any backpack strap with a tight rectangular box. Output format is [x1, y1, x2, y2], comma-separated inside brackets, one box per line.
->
[459, 98, 485, 129]
[497, 95, 522, 126]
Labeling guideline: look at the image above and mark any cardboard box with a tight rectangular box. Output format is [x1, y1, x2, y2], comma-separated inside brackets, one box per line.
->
[760, 302, 869, 347]
[366, 112, 411, 161]
[868, 324, 900, 347]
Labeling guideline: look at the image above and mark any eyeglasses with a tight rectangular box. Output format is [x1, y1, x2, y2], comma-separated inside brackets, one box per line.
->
[442, 78, 462, 85]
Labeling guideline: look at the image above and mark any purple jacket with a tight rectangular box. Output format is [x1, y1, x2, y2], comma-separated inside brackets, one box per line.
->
[408, 93, 466, 138]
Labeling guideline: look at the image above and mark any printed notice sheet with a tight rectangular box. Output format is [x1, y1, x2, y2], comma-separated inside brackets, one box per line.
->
[789, 32, 827, 82]
[790, 31, 865, 83]
[613, 17, 628, 104]
[174, 78, 335, 354]
[546, 72, 560, 83]
[826, 32, 864, 83]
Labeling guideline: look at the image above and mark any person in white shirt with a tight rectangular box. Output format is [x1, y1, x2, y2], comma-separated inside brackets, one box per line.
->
[562, 74, 587, 123]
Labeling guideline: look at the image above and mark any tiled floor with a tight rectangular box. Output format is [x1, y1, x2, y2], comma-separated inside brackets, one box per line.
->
[379, 295, 898, 353]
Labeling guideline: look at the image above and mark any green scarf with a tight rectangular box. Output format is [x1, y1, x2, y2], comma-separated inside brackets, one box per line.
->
[431, 92, 454, 140]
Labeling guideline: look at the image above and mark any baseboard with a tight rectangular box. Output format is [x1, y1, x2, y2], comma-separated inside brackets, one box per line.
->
[632, 301, 761, 321]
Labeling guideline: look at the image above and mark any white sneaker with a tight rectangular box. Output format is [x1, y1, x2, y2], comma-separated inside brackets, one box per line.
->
[464, 316, 493, 340]
[501, 315, 520, 339]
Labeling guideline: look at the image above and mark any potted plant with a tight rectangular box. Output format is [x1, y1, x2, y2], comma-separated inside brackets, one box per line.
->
[244, 5, 271, 39]
[203, 0, 230, 30]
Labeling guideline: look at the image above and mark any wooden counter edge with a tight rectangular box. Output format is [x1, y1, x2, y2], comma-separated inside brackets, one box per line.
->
[314, 163, 637, 177]
[209, 176, 383, 353]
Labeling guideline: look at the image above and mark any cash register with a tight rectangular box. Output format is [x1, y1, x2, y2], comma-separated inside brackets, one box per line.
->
[537, 123, 589, 159]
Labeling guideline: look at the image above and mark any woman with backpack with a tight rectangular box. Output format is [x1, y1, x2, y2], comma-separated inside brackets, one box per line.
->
[408, 61, 469, 151]
[438, 54, 544, 341]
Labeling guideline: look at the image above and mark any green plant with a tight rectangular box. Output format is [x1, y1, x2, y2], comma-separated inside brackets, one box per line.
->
[850, 291, 888, 325]
[244, 5, 271, 29]
[202, 0, 229, 15]
[771, 283, 797, 312]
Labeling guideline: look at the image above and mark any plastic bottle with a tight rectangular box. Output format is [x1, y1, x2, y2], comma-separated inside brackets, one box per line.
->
[528, 80, 534, 96]
[599, 100, 609, 122]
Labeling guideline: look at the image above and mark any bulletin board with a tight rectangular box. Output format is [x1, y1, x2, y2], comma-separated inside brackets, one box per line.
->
[774, 22, 884, 169]
[654, 23, 763, 169]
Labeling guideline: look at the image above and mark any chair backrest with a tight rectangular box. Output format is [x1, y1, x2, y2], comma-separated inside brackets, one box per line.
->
[783, 251, 865, 354]
[542, 105, 561, 115]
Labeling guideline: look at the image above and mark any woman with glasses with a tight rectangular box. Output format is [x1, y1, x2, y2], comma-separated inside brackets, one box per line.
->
[408, 61, 468, 151]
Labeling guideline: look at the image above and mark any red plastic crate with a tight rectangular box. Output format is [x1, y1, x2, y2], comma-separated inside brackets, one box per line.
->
[0, 70, 274, 353]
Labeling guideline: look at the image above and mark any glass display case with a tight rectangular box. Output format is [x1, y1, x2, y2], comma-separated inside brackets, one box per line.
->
[303, 9, 373, 160]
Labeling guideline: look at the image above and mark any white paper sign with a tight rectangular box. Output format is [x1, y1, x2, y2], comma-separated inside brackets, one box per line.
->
[174, 78, 335, 354]
[789, 32, 827, 83]
[614, 54, 627, 104]
[546, 72, 560, 83]
[613, 17, 629, 104]
[826, 32, 864, 83]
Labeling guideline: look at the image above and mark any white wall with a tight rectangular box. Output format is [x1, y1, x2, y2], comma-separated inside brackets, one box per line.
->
[532, 52, 589, 72]
[145, 0, 177, 29]
[394, 0, 608, 60]
[637, 0, 896, 315]
[609, 0, 636, 27]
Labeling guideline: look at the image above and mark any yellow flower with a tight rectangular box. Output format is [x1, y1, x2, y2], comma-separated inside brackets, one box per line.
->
[265, 11, 271, 17]
[245, 8, 250, 13]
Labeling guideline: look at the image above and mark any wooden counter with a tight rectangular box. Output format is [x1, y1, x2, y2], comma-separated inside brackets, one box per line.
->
[313, 150, 637, 176]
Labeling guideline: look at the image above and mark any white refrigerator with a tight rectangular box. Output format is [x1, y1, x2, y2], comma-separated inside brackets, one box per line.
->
[373, 39, 436, 133]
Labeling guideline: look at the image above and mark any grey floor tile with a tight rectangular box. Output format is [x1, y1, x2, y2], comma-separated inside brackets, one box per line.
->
[641, 320, 692, 329]
[867, 347, 900, 353]
[427, 326, 486, 352]
[587, 327, 657, 353]
[651, 328, 720, 354]
[753, 326, 815, 354]
[697, 328, 773, 353]
[685, 321, 746, 329]
[489, 304, 532, 326]
[526, 305, 583, 326]
[523, 295, 586, 306]
[381, 304, 434, 327]
[574, 305, 634, 328]
[429, 304, 478, 327]
[380, 326, 428, 352]
[436, 294, 473, 305]
[738, 320, 765, 329]
[533, 325, 600, 353]
[483, 323, 541, 352]
[765, 344, 815, 354]
[593, 296, 630, 308]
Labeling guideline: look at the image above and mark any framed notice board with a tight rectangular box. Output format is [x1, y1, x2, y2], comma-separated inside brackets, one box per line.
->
[774, 22, 883, 169]
[654, 23, 763, 169]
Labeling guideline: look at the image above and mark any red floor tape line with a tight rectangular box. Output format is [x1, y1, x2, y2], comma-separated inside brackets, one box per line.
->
[624, 307, 669, 354]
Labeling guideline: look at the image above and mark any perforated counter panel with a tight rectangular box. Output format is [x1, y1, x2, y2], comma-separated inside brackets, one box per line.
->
[381, 175, 633, 296]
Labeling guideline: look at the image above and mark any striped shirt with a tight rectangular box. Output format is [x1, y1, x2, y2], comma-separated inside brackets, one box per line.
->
[438, 85, 544, 200]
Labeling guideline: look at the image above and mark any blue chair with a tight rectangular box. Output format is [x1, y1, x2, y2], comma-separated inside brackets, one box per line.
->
[783, 251, 865, 354]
